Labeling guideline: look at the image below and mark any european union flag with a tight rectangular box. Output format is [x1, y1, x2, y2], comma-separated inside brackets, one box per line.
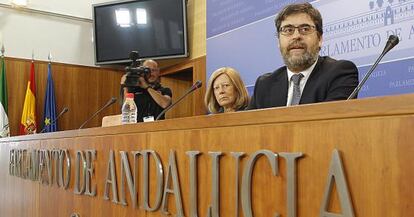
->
[43, 63, 57, 132]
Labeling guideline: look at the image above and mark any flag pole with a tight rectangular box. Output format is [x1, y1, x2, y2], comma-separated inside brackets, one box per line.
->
[48, 51, 52, 63]
[1, 44, 4, 58]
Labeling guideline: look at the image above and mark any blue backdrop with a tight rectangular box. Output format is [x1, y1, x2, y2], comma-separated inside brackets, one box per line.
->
[207, 0, 414, 98]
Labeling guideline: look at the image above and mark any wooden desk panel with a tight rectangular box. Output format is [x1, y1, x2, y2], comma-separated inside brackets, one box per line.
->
[1, 94, 413, 217]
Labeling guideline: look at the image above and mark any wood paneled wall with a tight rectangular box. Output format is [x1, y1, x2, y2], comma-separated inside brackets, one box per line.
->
[4, 57, 124, 136]
[186, 0, 206, 59]
[3, 56, 206, 136]
[162, 56, 207, 118]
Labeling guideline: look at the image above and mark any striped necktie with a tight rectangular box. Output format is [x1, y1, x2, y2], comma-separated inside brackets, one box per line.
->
[290, 73, 304, 106]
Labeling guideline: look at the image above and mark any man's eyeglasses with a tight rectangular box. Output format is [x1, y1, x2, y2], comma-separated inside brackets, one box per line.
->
[148, 67, 159, 72]
[279, 24, 316, 36]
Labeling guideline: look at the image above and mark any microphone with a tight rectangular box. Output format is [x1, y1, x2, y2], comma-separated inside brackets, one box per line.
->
[347, 35, 399, 99]
[382, 34, 399, 54]
[155, 80, 202, 121]
[40, 107, 69, 133]
[79, 97, 117, 129]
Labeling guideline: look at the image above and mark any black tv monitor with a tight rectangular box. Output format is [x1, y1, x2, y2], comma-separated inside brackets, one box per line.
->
[93, 0, 188, 65]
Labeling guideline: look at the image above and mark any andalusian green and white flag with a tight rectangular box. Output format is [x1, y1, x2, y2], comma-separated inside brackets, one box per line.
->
[0, 56, 9, 137]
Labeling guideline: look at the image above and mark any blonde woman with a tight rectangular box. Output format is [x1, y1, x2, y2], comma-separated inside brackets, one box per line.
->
[205, 67, 249, 113]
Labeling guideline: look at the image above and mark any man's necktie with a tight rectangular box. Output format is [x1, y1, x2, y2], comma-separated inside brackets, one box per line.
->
[290, 73, 304, 106]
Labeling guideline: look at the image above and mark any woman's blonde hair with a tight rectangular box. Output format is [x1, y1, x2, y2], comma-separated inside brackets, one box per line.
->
[204, 67, 249, 113]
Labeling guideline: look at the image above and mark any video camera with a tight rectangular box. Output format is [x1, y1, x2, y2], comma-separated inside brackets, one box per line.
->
[123, 51, 151, 87]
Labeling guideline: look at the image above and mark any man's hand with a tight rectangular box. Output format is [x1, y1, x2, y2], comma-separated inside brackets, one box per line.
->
[120, 74, 127, 85]
[138, 76, 149, 89]
[147, 87, 172, 109]
[121, 74, 144, 87]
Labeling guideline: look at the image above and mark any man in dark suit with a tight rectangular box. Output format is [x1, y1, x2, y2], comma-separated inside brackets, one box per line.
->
[248, 3, 358, 109]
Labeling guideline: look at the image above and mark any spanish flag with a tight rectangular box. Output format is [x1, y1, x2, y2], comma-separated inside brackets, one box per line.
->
[19, 61, 37, 135]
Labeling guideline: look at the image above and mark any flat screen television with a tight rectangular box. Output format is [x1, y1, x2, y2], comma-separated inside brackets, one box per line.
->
[93, 0, 188, 65]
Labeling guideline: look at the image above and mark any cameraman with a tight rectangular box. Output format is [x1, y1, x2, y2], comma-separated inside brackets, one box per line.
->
[121, 59, 172, 122]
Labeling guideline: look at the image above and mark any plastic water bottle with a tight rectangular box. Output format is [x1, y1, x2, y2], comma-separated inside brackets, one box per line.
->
[121, 93, 137, 124]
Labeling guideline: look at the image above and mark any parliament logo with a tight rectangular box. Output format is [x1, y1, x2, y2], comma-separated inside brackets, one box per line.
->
[316, 0, 414, 64]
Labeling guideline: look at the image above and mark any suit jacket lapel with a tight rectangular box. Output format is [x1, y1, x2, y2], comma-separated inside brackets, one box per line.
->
[269, 68, 288, 107]
[301, 57, 323, 103]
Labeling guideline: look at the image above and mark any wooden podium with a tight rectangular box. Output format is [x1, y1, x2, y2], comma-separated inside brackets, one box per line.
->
[0, 94, 413, 217]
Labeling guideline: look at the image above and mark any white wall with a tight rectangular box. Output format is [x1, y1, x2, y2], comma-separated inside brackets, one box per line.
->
[0, 0, 109, 66]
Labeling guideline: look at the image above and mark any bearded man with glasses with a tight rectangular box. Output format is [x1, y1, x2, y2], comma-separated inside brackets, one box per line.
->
[248, 3, 358, 109]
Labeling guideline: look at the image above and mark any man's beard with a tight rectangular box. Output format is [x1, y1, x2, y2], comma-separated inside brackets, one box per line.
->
[281, 40, 319, 72]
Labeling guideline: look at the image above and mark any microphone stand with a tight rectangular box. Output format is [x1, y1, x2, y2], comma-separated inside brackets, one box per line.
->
[347, 52, 386, 100]
[348, 35, 399, 99]
[40, 107, 69, 133]
[79, 97, 117, 129]
[155, 81, 202, 121]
